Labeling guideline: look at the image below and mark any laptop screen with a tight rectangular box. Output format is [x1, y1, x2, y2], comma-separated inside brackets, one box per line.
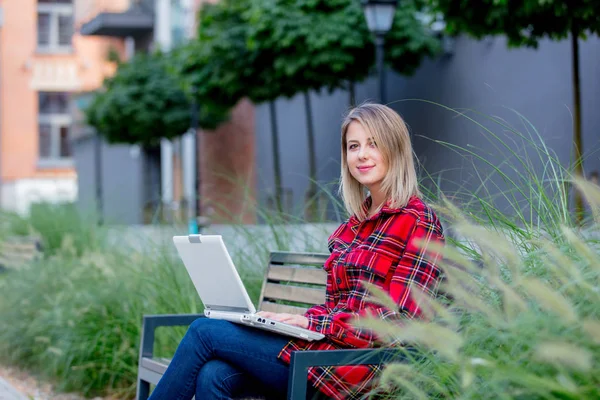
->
[173, 235, 256, 314]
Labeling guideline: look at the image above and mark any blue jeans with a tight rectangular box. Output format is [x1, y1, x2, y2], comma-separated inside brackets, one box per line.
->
[148, 318, 319, 399]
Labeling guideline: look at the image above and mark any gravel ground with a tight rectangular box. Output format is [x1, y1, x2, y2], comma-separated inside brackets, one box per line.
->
[0, 364, 108, 400]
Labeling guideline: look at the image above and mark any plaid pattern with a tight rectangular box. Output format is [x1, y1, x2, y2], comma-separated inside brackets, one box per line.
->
[278, 196, 444, 399]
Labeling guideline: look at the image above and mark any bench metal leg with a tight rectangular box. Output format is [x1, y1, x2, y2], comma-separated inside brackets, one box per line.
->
[136, 314, 205, 399]
[287, 348, 409, 399]
[287, 352, 309, 400]
[136, 378, 150, 400]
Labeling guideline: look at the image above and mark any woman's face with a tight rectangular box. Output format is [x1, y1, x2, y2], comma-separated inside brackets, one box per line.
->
[345, 121, 388, 195]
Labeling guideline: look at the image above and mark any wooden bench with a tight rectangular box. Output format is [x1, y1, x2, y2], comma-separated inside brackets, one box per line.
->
[0, 236, 43, 272]
[136, 251, 400, 400]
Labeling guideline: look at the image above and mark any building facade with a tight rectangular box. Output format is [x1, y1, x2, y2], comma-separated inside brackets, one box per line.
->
[38, 1, 595, 225]
[0, 0, 122, 215]
[77, 0, 256, 225]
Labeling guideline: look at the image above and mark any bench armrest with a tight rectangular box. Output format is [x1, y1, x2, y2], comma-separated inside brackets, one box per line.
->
[287, 348, 405, 400]
[139, 313, 204, 359]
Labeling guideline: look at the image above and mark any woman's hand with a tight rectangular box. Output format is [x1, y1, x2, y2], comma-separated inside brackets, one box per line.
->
[257, 311, 309, 329]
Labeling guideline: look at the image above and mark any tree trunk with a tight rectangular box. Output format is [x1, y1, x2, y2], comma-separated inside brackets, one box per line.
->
[349, 81, 356, 107]
[94, 134, 104, 226]
[269, 101, 283, 214]
[191, 88, 201, 218]
[376, 35, 386, 104]
[571, 28, 584, 223]
[304, 91, 319, 221]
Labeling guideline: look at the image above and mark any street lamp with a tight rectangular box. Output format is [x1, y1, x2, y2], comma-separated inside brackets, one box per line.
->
[361, 0, 398, 104]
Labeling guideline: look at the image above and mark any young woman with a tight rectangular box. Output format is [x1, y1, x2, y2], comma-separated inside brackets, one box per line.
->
[148, 103, 445, 400]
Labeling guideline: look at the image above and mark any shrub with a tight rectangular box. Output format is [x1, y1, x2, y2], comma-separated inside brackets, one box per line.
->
[0, 227, 267, 397]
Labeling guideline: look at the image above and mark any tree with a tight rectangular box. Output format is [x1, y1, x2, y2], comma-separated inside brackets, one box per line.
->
[386, 0, 442, 76]
[247, 0, 443, 219]
[176, 0, 374, 216]
[246, 0, 376, 93]
[430, 0, 600, 221]
[245, 0, 376, 219]
[85, 51, 228, 147]
[176, 0, 442, 217]
[172, 0, 290, 213]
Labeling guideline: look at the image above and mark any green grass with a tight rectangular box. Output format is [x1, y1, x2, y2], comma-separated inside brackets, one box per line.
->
[0, 233, 189, 397]
[0, 106, 599, 399]
[362, 104, 600, 399]
[0, 197, 333, 398]
[0, 203, 101, 256]
[363, 188, 600, 399]
[0, 208, 270, 398]
[28, 203, 102, 257]
[412, 104, 576, 238]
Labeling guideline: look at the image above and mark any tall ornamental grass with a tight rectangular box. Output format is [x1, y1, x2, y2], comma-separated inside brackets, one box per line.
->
[0, 203, 100, 256]
[0, 223, 271, 397]
[416, 104, 576, 241]
[363, 179, 600, 399]
[359, 105, 600, 399]
[0, 201, 332, 398]
[0, 234, 198, 397]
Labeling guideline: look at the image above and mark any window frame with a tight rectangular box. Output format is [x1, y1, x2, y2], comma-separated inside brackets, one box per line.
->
[37, 2, 73, 54]
[38, 93, 74, 168]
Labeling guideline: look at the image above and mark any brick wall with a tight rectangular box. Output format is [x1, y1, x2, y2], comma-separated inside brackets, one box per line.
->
[190, 0, 258, 224]
[198, 99, 256, 224]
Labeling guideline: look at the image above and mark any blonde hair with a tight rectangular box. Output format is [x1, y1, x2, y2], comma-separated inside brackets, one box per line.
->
[340, 103, 421, 220]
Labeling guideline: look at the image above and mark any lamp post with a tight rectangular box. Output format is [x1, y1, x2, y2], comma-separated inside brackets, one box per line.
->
[361, 0, 398, 104]
[187, 86, 200, 234]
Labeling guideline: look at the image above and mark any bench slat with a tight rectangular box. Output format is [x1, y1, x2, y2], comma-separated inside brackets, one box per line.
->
[270, 252, 329, 266]
[0, 237, 43, 270]
[1, 244, 37, 251]
[139, 252, 335, 400]
[260, 301, 308, 315]
[267, 265, 327, 285]
[141, 357, 170, 375]
[263, 283, 326, 305]
[0, 251, 37, 260]
[0, 256, 37, 268]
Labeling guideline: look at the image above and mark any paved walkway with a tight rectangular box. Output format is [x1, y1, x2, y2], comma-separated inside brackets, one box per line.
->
[0, 377, 27, 400]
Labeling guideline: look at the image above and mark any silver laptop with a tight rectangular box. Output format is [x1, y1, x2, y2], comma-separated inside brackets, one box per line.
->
[173, 234, 325, 342]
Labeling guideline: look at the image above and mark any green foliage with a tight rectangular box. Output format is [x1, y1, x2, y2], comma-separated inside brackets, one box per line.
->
[418, 104, 574, 240]
[0, 211, 32, 237]
[85, 52, 202, 147]
[176, 0, 441, 106]
[245, 0, 375, 95]
[84, 0, 445, 145]
[0, 200, 332, 398]
[0, 228, 266, 398]
[172, 0, 271, 106]
[386, 0, 442, 75]
[0, 238, 198, 397]
[28, 203, 100, 257]
[365, 195, 600, 399]
[0, 203, 99, 256]
[431, 0, 600, 47]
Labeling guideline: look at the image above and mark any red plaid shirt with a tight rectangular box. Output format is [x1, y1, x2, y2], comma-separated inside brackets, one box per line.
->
[278, 196, 444, 399]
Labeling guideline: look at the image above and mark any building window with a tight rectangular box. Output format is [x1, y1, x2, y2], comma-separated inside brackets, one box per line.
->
[38, 92, 73, 166]
[37, 0, 73, 53]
